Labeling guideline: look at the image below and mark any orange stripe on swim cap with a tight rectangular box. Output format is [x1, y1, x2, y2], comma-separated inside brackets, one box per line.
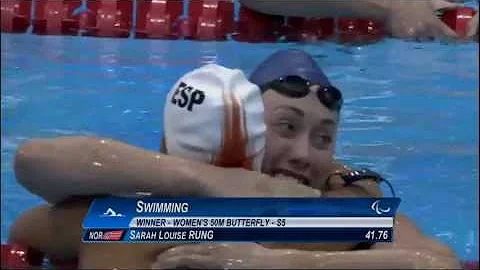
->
[214, 87, 251, 170]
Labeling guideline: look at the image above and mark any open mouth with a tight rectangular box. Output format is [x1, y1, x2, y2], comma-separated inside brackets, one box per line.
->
[272, 169, 310, 186]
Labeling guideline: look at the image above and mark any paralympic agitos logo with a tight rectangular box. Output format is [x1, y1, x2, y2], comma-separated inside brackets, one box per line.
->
[171, 82, 206, 111]
[371, 200, 391, 215]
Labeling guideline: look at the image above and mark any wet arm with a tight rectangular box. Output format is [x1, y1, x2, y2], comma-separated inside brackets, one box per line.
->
[265, 246, 461, 269]
[14, 136, 321, 204]
[154, 242, 461, 269]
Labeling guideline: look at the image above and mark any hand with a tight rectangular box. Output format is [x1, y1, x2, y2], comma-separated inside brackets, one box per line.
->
[325, 161, 383, 197]
[325, 161, 352, 190]
[151, 243, 275, 269]
[385, 0, 460, 41]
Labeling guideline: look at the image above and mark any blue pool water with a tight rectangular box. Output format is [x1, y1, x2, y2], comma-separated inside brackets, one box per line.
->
[1, 32, 478, 261]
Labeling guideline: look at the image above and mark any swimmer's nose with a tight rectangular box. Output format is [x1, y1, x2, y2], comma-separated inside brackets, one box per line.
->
[287, 135, 311, 171]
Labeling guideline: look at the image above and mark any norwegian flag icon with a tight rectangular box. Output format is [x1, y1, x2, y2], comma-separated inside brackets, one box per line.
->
[102, 230, 124, 241]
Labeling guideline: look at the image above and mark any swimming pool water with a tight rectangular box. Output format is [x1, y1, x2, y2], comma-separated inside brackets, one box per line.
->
[1, 33, 478, 261]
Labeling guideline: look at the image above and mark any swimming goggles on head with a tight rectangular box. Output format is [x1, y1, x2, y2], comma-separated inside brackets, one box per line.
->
[260, 75, 344, 111]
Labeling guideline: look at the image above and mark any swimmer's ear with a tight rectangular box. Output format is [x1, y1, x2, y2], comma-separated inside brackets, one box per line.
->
[159, 136, 167, 154]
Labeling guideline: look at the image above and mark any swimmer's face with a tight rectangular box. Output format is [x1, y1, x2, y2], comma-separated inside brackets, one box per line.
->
[262, 86, 339, 190]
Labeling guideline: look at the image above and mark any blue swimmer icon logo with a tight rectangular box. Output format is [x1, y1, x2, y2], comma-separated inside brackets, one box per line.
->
[101, 208, 124, 217]
[371, 200, 391, 215]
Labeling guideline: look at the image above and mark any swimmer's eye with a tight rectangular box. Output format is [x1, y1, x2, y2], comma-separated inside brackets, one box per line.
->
[273, 120, 298, 138]
[312, 134, 332, 150]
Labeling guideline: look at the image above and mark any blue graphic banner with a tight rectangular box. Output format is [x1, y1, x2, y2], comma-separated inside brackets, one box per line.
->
[83, 197, 400, 229]
[82, 227, 394, 243]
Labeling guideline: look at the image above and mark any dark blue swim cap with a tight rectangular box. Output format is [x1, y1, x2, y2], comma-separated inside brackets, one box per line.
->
[249, 49, 331, 87]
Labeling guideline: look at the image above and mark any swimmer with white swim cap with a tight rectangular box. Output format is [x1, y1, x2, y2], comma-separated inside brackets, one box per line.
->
[162, 63, 266, 172]
[9, 51, 460, 269]
[161, 62, 327, 194]
[8, 64, 321, 269]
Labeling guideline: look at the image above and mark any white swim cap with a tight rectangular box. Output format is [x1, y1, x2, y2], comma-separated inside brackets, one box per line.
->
[163, 64, 266, 171]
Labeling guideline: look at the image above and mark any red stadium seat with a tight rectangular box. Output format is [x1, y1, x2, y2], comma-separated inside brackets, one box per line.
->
[194, 16, 224, 41]
[280, 17, 302, 42]
[233, 6, 283, 43]
[82, 0, 132, 38]
[32, 0, 82, 36]
[188, 0, 234, 41]
[1, 243, 43, 269]
[1, 0, 32, 33]
[463, 260, 479, 270]
[337, 18, 385, 45]
[135, 0, 183, 39]
[1, 243, 79, 269]
[441, 7, 477, 38]
[285, 17, 335, 42]
[175, 17, 196, 39]
[337, 18, 361, 44]
[357, 19, 385, 43]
